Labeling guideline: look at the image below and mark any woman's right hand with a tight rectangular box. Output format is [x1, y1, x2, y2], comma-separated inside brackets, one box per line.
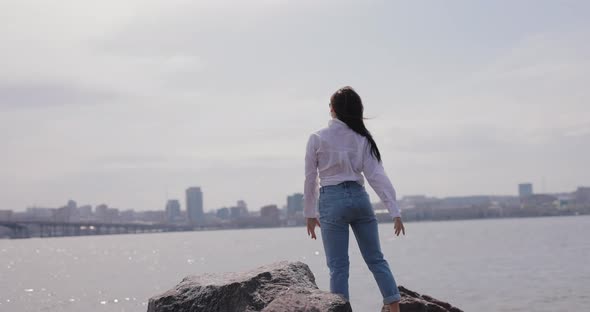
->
[393, 217, 405, 236]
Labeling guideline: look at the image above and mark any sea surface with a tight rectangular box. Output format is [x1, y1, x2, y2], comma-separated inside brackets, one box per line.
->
[1, 215, 589, 312]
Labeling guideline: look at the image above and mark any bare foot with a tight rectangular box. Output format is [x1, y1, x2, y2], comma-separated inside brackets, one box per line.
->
[388, 301, 400, 312]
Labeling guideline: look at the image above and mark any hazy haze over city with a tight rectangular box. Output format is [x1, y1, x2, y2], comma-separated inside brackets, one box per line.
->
[1, 0, 589, 212]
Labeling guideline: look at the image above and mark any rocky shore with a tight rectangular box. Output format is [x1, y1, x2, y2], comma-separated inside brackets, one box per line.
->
[147, 261, 462, 312]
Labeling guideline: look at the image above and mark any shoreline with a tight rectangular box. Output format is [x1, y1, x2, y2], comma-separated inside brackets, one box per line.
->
[1, 214, 588, 239]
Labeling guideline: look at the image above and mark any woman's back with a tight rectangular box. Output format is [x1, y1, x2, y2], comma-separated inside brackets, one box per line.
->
[311, 118, 368, 187]
[304, 117, 400, 220]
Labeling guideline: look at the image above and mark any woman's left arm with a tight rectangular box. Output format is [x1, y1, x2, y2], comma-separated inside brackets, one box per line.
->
[304, 134, 321, 239]
[303, 133, 320, 219]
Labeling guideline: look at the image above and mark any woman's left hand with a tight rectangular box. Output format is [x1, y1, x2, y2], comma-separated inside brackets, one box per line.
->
[393, 217, 405, 236]
[306, 218, 321, 240]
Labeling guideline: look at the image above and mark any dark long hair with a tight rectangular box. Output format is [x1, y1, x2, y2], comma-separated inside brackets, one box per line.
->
[330, 86, 382, 162]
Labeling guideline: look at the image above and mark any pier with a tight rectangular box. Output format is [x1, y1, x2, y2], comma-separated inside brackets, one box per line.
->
[0, 220, 194, 239]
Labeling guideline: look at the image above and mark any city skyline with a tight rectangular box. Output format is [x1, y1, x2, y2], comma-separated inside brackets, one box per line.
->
[2, 184, 588, 239]
[8, 181, 587, 213]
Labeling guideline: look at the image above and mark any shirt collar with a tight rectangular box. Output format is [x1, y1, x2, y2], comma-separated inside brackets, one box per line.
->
[328, 118, 347, 128]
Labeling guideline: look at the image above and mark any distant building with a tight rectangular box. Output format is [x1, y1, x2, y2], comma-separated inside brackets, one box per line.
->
[260, 204, 280, 226]
[25, 207, 54, 221]
[287, 193, 304, 217]
[216, 207, 230, 220]
[95, 204, 109, 221]
[440, 196, 492, 209]
[105, 208, 120, 223]
[94, 204, 119, 223]
[135, 210, 165, 223]
[186, 187, 204, 225]
[0, 210, 13, 221]
[119, 209, 136, 222]
[67, 200, 77, 210]
[261, 204, 279, 218]
[520, 194, 557, 213]
[78, 205, 93, 220]
[53, 206, 71, 222]
[519, 183, 533, 197]
[230, 205, 248, 219]
[165, 199, 182, 223]
[53, 200, 81, 222]
[574, 187, 590, 204]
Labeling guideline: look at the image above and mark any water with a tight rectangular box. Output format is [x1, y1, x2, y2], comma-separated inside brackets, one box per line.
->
[1, 216, 589, 312]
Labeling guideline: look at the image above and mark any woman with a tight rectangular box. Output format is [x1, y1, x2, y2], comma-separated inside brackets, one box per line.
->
[303, 86, 405, 312]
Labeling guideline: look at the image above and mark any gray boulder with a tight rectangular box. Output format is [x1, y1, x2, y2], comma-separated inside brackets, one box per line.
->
[147, 261, 462, 312]
[147, 261, 351, 312]
[380, 286, 463, 312]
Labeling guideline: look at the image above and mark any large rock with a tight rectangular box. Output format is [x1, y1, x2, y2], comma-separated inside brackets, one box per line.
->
[147, 261, 351, 312]
[147, 261, 461, 312]
[380, 286, 463, 312]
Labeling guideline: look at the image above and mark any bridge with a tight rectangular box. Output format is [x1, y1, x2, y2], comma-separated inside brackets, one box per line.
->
[0, 220, 195, 239]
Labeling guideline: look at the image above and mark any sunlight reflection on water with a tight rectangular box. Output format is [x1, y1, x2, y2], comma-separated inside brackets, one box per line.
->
[0, 216, 588, 312]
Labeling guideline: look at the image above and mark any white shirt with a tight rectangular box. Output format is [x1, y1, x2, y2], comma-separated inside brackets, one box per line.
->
[303, 118, 401, 219]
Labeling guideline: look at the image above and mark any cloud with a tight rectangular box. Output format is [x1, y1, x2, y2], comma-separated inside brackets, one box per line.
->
[0, 0, 589, 211]
[0, 82, 119, 110]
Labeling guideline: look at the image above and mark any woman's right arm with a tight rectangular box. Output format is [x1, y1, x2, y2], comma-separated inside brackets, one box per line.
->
[362, 140, 405, 235]
[361, 139, 401, 219]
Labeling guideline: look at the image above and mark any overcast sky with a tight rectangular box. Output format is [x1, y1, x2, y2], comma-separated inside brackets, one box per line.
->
[1, 0, 589, 212]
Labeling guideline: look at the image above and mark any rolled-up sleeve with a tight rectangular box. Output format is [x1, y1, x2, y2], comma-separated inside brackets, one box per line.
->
[303, 133, 320, 218]
[362, 140, 401, 218]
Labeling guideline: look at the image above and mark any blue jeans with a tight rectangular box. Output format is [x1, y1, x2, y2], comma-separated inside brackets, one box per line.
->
[318, 181, 401, 305]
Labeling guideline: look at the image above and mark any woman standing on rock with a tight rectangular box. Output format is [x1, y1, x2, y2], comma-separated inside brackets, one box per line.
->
[304, 86, 405, 312]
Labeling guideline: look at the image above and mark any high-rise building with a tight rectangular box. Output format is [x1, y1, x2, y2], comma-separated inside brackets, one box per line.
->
[518, 183, 533, 197]
[228, 201, 248, 219]
[165, 199, 182, 223]
[186, 187, 204, 225]
[287, 193, 304, 216]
